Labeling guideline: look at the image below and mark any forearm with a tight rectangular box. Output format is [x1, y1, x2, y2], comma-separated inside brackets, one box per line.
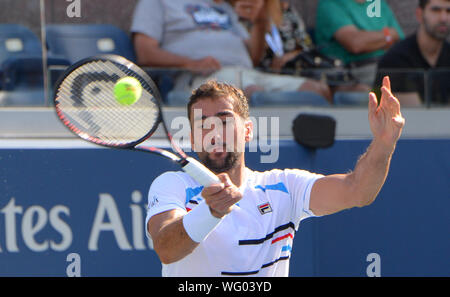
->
[150, 200, 225, 264]
[353, 31, 387, 54]
[247, 19, 269, 65]
[349, 138, 395, 206]
[339, 28, 398, 55]
[149, 212, 198, 264]
[310, 77, 404, 216]
[136, 46, 192, 69]
[134, 34, 192, 68]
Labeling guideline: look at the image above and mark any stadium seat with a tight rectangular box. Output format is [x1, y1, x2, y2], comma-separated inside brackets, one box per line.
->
[166, 90, 191, 106]
[144, 68, 186, 104]
[0, 24, 43, 63]
[0, 24, 49, 106]
[250, 91, 330, 107]
[45, 24, 136, 64]
[333, 91, 369, 106]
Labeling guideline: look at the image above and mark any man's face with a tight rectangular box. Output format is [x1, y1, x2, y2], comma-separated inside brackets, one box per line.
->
[419, 0, 450, 40]
[189, 96, 252, 173]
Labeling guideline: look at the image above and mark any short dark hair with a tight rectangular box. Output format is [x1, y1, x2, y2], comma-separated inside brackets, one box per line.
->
[187, 80, 250, 121]
[420, 0, 450, 8]
[419, 0, 428, 8]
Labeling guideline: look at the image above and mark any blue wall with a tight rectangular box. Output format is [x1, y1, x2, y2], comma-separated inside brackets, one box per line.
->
[0, 139, 449, 276]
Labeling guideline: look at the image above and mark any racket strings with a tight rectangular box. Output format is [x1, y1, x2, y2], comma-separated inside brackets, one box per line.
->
[69, 61, 153, 142]
[58, 81, 147, 144]
[55, 60, 160, 146]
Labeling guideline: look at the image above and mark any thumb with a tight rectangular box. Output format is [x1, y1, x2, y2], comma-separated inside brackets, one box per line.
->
[217, 173, 232, 187]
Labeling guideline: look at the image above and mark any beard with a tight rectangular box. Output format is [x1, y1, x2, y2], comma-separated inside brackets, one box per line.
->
[424, 18, 450, 41]
[201, 151, 241, 174]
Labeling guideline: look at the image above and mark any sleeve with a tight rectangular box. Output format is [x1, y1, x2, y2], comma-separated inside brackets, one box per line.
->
[145, 172, 187, 239]
[130, 0, 164, 42]
[316, 0, 354, 41]
[284, 169, 324, 230]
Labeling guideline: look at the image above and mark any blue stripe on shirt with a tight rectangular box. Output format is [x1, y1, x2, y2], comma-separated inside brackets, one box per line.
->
[255, 182, 288, 194]
[185, 186, 204, 204]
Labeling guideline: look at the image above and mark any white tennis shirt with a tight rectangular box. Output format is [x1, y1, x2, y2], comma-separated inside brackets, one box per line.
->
[145, 167, 324, 277]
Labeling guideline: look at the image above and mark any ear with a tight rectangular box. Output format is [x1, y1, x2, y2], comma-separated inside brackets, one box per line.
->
[416, 6, 423, 24]
[244, 119, 254, 143]
[190, 124, 203, 153]
[190, 130, 194, 151]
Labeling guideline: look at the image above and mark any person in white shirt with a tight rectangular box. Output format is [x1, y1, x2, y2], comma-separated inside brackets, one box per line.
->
[131, 0, 333, 102]
[146, 76, 405, 276]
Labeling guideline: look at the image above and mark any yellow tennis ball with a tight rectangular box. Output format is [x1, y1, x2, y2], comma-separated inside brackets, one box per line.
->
[114, 76, 142, 105]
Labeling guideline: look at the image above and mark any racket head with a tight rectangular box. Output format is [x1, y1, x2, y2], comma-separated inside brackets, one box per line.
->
[53, 54, 164, 148]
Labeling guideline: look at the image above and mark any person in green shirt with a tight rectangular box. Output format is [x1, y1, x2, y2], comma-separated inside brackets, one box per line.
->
[315, 0, 405, 86]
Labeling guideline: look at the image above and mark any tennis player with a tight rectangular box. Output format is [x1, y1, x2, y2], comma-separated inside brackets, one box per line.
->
[145, 76, 404, 276]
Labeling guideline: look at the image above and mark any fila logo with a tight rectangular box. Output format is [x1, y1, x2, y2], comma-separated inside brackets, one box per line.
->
[258, 202, 272, 215]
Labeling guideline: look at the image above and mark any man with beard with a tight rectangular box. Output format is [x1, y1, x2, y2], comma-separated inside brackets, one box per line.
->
[375, 0, 450, 106]
[145, 78, 404, 276]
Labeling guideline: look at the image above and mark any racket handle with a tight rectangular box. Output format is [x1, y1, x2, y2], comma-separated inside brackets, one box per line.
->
[182, 157, 221, 187]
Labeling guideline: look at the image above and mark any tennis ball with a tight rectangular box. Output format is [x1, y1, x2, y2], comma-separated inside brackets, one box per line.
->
[114, 76, 142, 106]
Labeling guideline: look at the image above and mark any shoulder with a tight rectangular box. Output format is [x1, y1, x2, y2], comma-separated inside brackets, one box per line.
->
[250, 168, 323, 187]
[443, 40, 450, 59]
[134, 0, 162, 12]
[150, 171, 198, 190]
[317, 0, 345, 14]
[317, 0, 339, 8]
[378, 34, 417, 67]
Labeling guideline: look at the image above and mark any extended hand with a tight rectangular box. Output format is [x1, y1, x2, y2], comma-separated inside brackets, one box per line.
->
[201, 173, 242, 218]
[368, 76, 405, 151]
[185, 56, 221, 76]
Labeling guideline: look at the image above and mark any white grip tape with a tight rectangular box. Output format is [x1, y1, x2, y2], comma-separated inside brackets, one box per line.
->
[182, 157, 220, 187]
[182, 200, 222, 243]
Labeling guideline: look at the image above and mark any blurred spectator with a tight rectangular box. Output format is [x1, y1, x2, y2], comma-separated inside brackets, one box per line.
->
[375, 0, 450, 106]
[255, 0, 314, 73]
[315, 0, 405, 86]
[252, 0, 370, 95]
[131, 0, 332, 103]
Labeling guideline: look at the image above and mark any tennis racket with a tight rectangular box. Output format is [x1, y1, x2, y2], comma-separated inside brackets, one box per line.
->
[53, 54, 220, 187]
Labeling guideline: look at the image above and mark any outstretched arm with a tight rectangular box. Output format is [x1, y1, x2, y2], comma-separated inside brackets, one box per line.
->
[309, 76, 405, 216]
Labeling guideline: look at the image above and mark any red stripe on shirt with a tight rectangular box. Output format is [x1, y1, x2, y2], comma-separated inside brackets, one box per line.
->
[271, 233, 293, 244]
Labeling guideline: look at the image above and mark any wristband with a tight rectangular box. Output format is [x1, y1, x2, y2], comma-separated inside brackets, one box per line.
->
[183, 200, 222, 243]
[383, 27, 393, 46]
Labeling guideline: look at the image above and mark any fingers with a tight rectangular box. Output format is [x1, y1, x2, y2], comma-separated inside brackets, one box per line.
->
[380, 76, 402, 112]
[204, 56, 221, 69]
[381, 87, 402, 115]
[201, 173, 242, 217]
[188, 57, 221, 75]
[217, 173, 232, 187]
[393, 114, 406, 128]
[201, 182, 225, 196]
[368, 92, 378, 116]
[383, 76, 391, 92]
[380, 86, 393, 102]
[234, 0, 264, 21]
